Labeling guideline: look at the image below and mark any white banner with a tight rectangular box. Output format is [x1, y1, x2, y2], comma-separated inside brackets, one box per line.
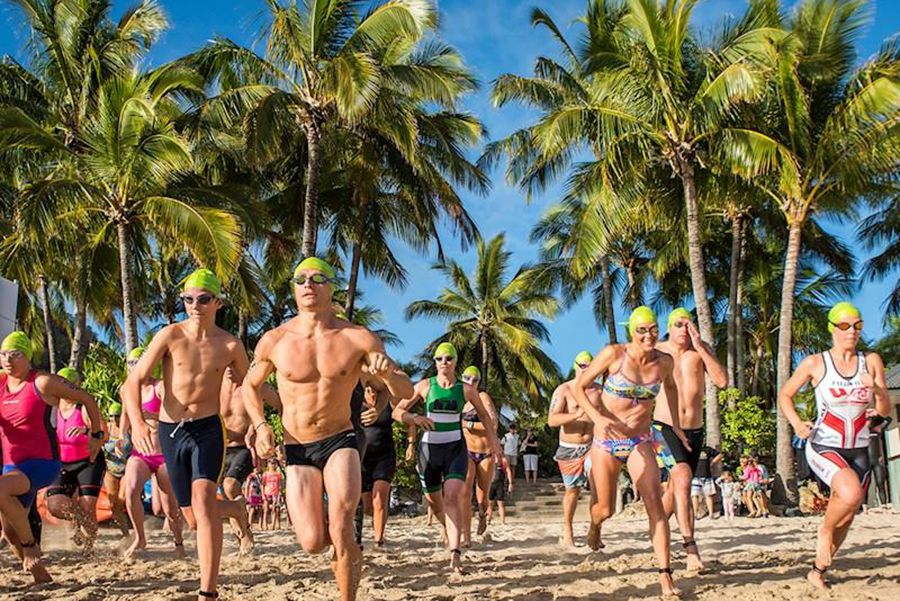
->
[0, 277, 19, 340]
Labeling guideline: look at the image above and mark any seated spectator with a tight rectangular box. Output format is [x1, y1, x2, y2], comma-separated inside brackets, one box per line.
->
[691, 446, 722, 519]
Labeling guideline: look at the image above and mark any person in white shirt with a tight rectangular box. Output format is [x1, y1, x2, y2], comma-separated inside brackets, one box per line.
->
[501, 425, 520, 480]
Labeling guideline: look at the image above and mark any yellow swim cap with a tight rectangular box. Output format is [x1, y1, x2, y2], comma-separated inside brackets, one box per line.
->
[628, 306, 657, 337]
[127, 346, 145, 361]
[462, 365, 481, 379]
[573, 351, 593, 370]
[667, 307, 691, 329]
[828, 301, 861, 333]
[1, 331, 33, 361]
[433, 342, 458, 359]
[294, 257, 336, 280]
[183, 268, 222, 296]
[57, 367, 81, 385]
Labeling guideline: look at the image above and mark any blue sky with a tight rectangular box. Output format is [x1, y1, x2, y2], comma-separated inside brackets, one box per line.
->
[1, 1, 897, 368]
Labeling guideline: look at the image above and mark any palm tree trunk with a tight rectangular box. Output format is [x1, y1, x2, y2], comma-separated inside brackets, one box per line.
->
[237, 310, 247, 345]
[600, 256, 617, 344]
[774, 217, 804, 505]
[301, 124, 322, 258]
[70, 294, 88, 373]
[736, 229, 747, 393]
[625, 263, 640, 309]
[38, 275, 57, 372]
[677, 157, 719, 448]
[751, 343, 762, 397]
[481, 332, 489, 391]
[344, 237, 363, 321]
[116, 221, 138, 354]
[727, 214, 743, 390]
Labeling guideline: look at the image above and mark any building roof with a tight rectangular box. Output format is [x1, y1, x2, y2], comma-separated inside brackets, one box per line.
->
[888, 364, 900, 390]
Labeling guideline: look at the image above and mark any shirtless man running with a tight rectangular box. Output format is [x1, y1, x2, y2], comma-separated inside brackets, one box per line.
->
[220, 366, 281, 535]
[123, 269, 253, 601]
[243, 257, 413, 601]
[548, 351, 600, 549]
[653, 308, 727, 572]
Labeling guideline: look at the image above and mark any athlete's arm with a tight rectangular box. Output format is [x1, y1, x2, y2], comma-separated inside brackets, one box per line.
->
[864, 352, 890, 417]
[479, 391, 499, 433]
[393, 380, 434, 430]
[464, 383, 504, 461]
[260, 384, 282, 413]
[573, 346, 617, 427]
[243, 333, 278, 459]
[358, 329, 414, 399]
[37, 374, 104, 461]
[777, 355, 817, 439]
[547, 383, 582, 427]
[686, 320, 728, 388]
[123, 328, 170, 455]
[228, 338, 251, 383]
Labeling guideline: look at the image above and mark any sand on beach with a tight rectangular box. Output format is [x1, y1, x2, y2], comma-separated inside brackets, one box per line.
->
[1, 507, 898, 600]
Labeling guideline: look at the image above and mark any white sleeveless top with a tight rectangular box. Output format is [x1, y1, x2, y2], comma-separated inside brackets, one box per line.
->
[810, 351, 870, 449]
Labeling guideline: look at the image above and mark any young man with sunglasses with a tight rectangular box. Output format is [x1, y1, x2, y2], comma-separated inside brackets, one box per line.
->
[123, 269, 253, 601]
[393, 342, 504, 575]
[548, 351, 601, 550]
[779, 302, 890, 591]
[652, 307, 727, 572]
[243, 257, 413, 601]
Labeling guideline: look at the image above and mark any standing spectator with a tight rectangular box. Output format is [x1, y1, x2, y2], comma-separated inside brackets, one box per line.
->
[715, 471, 740, 521]
[502, 424, 520, 480]
[864, 411, 892, 513]
[690, 446, 722, 518]
[487, 459, 514, 525]
[521, 428, 540, 484]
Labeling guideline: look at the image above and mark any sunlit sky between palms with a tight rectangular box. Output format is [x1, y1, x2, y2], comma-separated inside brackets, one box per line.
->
[2, 0, 897, 369]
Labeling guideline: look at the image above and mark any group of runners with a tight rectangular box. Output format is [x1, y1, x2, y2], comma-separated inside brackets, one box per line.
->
[0, 255, 891, 600]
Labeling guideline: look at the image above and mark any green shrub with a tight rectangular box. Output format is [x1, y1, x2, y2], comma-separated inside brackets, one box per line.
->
[719, 388, 776, 456]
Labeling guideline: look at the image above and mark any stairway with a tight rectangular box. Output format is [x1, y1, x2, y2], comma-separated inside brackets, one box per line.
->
[501, 478, 591, 522]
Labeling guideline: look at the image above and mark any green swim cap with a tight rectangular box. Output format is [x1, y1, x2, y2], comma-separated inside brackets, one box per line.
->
[433, 342, 458, 359]
[127, 346, 145, 361]
[107, 401, 122, 417]
[183, 268, 222, 296]
[668, 307, 692, 329]
[57, 367, 81, 385]
[628, 306, 657, 337]
[573, 351, 593, 370]
[1, 331, 33, 361]
[294, 257, 336, 281]
[462, 366, 481, 379]
[828, 301, 861, 333]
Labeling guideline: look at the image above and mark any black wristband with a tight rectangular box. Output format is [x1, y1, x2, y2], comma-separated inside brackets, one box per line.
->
[90, 430, 103, 439]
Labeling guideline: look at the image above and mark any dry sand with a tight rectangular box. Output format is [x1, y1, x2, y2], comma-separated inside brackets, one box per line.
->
[1, 508, 898, 600]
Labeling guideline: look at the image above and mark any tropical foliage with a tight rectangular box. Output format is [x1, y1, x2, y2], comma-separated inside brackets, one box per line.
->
[0, 1, 897, 504]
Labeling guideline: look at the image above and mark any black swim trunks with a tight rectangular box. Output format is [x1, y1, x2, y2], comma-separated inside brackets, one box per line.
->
[285, 430, 360, 471]
[653, 421, 704, 473]
[362, 445, 397, 492]
[46, 458, 105, 498]
[158, 414, 226, 507]
[417, 438, 468, 494]
[224, 445, 254, 484]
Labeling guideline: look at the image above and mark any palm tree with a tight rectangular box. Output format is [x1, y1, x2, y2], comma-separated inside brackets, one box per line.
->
[859, 195, 899, 319]
[406, 234, 560, 405]
[715, 0, 900, 501]
[10, 67, 244, 352]
[184, 0, 446, 257]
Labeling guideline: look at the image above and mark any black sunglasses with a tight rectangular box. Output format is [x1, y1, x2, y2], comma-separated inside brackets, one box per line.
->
[181, 293, 216, 306]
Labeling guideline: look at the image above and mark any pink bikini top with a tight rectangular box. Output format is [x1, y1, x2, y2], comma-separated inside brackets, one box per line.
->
[141, 381, 162, 415]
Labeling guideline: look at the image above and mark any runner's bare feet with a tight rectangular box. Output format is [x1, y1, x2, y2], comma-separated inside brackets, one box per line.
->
[21, 541, 42, 572]
[174, 542, 186, 559]
[439, 526, 448, 547]
[476, 511, 488, 536]
[807, 565, 829, 590]
[30, 562, 52, 584]
[124, 536, 146, 559]
[560, 533, 577, 550]
[449, 549, 466, 575]
[586, 522, 605, 550]
[659, 568, 682, 597]
[683, 540, 704, 572]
